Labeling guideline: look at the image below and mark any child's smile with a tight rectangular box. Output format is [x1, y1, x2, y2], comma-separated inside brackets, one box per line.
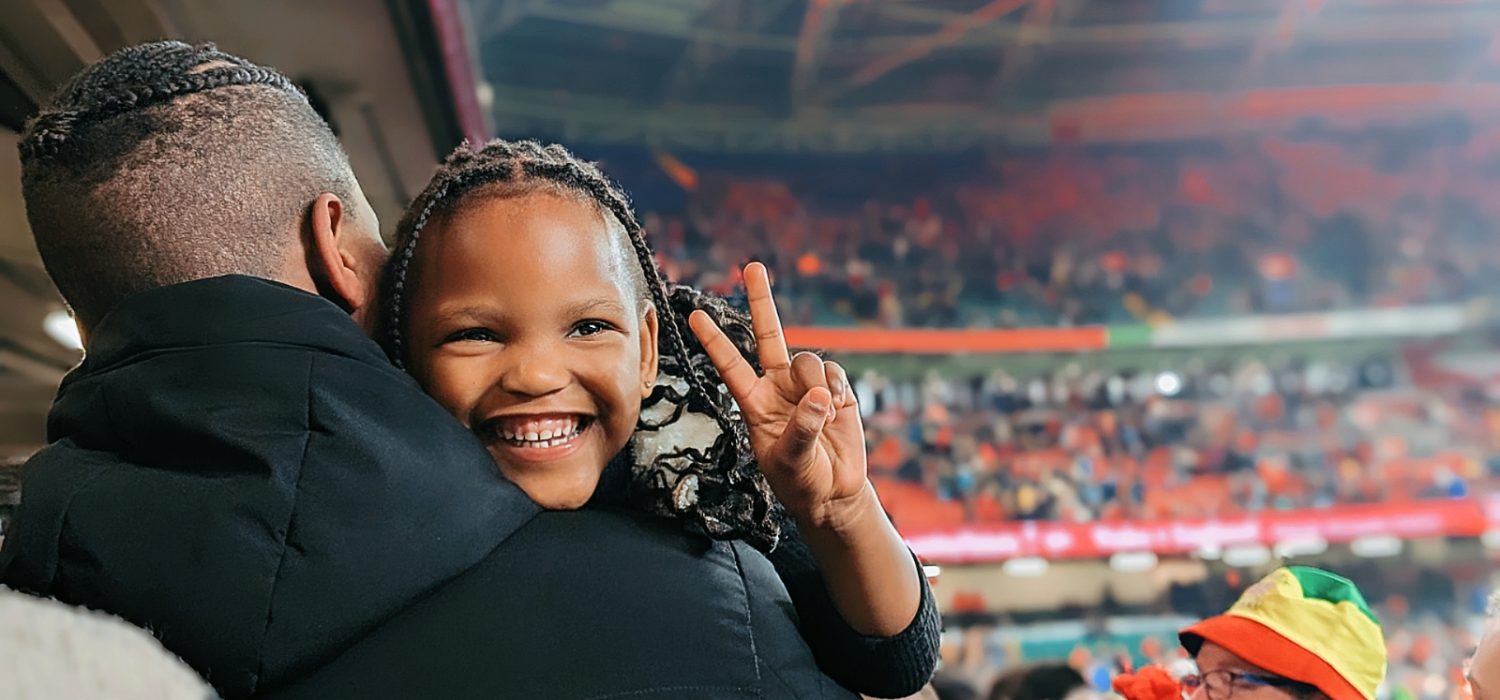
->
[482, 413, 594, 460]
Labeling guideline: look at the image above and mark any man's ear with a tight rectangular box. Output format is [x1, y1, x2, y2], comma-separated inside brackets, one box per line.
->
[306, 193, 377, 317]
[639, 305, 660, 398]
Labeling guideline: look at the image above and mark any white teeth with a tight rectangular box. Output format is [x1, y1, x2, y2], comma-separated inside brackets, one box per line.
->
[494, 417, 585, 448]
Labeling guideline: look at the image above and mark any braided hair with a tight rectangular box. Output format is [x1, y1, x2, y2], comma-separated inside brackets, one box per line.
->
[19, 40, 358, 329]
[382, 139, 782, 550]
[19, 42, 298, 163]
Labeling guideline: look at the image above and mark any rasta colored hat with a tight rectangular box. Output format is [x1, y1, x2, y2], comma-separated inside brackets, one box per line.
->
[1180, 567, 1386, 700]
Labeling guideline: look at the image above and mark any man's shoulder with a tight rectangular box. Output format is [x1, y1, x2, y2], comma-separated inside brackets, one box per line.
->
[263, 508, 768, 699]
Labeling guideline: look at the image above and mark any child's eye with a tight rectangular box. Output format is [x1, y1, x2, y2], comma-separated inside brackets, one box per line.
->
[570, 320, 616, 338]
[444, 327, 499, 344]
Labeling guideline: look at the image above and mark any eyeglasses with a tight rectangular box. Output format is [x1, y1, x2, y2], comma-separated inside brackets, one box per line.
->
[1182, 670, 1320, 700]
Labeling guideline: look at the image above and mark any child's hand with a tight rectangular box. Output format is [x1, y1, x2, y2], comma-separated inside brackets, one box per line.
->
[691, 266, 922, 639]
[688, 262, 870, 530]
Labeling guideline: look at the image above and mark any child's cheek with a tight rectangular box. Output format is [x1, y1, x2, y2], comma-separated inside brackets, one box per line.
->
[421, 357, 485, 425]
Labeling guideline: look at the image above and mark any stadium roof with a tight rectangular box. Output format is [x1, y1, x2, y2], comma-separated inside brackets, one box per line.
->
[470, 0, 1500, 151]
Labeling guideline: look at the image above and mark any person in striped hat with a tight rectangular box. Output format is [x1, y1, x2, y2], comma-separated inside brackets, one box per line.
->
[1178, 567, 1387, 700]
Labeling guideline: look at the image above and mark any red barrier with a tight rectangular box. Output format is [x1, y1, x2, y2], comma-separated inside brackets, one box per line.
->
[783, 326, 1110, 354]
[902, 498, 1492, 563]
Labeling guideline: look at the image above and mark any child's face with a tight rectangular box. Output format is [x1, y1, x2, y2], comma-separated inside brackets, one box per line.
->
[404, 192, 659, 509]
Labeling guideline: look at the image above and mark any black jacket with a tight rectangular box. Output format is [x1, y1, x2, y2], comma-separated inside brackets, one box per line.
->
[0, 277, 935, 699]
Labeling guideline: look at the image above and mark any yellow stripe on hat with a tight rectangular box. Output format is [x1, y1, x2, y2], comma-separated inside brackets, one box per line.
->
[1225, 569, 1386, 700]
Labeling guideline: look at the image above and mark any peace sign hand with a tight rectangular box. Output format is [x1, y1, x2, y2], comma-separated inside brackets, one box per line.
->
[688, 263, 871, 530]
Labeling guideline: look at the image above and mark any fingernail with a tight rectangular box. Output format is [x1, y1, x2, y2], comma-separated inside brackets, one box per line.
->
[809, 395, 830, 412]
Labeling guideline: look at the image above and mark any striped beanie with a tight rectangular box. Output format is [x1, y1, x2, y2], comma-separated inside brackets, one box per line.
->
[1180, 567, 1386, 700]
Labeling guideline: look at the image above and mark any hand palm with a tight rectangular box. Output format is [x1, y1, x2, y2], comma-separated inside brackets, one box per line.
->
[736, 364, 867, 515]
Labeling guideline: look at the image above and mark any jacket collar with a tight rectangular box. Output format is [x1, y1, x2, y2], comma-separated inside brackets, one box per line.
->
[77, 275, 387, 378]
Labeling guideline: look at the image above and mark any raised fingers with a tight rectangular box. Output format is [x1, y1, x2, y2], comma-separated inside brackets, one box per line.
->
[743, 262, 791, 372]
[688, 310, 760, 402]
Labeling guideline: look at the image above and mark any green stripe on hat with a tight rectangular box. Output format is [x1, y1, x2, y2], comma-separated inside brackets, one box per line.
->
[1288, 566, 1380, 626]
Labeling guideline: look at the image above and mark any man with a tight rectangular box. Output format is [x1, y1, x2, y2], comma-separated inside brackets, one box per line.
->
[0, 40, 538, 697]
[0, 41, 931, 699]
[1178, 567, 1387, 700]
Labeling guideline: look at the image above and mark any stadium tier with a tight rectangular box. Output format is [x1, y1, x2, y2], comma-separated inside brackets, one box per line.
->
[846, 337, 1500, 562]
[637, 138, 1500, 330]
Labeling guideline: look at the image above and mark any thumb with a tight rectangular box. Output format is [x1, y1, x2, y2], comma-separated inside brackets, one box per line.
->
[772, 387, 832, 470]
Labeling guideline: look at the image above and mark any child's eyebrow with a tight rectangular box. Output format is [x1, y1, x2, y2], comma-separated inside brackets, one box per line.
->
[433, 305, 502, 325]
[565, 298, 628, 318]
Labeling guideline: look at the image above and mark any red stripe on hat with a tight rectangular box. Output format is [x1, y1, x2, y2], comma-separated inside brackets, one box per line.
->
[1180, 615, 1369, 700]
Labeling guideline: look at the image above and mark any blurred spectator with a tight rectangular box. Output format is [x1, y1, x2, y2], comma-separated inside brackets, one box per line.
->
[0, 587, 214, 700]
[988, 663, 1090, 700]
[947, 565, 1480, 700]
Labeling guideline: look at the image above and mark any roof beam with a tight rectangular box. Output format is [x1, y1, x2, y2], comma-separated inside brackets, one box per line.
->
[1230, 0, 1324, 92]
[789, 0, 845, 109]
[663, 0, 798, 102]
[521, 1, 1500, 52]
[662, 0, 736, 101]
[984, 0, 1064, 105]
[875, 3, 1500, 48]
[822, 0, 1030, 104]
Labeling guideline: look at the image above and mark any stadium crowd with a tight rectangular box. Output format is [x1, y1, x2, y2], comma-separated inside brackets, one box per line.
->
[849, 351, 1500, 528]
[645, 132, 1500, 328]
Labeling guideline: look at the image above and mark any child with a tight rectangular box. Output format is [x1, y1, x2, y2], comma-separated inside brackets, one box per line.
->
[379, 139, 939, 697]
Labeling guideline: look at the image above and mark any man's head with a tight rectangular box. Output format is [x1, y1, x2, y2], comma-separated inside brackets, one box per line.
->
[1179, 567, 1386, 700]
[19, 41, 387, 334]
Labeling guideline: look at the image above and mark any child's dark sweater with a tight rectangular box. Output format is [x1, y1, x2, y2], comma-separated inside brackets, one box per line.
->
[593, 455, 941, 697]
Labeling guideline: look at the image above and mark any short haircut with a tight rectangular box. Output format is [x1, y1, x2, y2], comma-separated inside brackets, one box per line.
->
[18, 41, 359, 328]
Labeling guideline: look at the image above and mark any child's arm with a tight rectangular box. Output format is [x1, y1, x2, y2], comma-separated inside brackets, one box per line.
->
[764, 513, 941, 697]
[686, 261, 928, 637]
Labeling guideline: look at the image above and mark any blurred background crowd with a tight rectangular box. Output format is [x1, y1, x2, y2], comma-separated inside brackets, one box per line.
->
[646, 133, 1500, 329]
[7, 1, 1500, 699]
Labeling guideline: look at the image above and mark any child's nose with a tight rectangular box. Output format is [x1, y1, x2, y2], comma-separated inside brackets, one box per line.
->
[499, 342, 570, 397]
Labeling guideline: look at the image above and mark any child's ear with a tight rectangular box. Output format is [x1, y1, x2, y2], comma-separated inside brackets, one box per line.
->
[638, 305, 660, 398]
